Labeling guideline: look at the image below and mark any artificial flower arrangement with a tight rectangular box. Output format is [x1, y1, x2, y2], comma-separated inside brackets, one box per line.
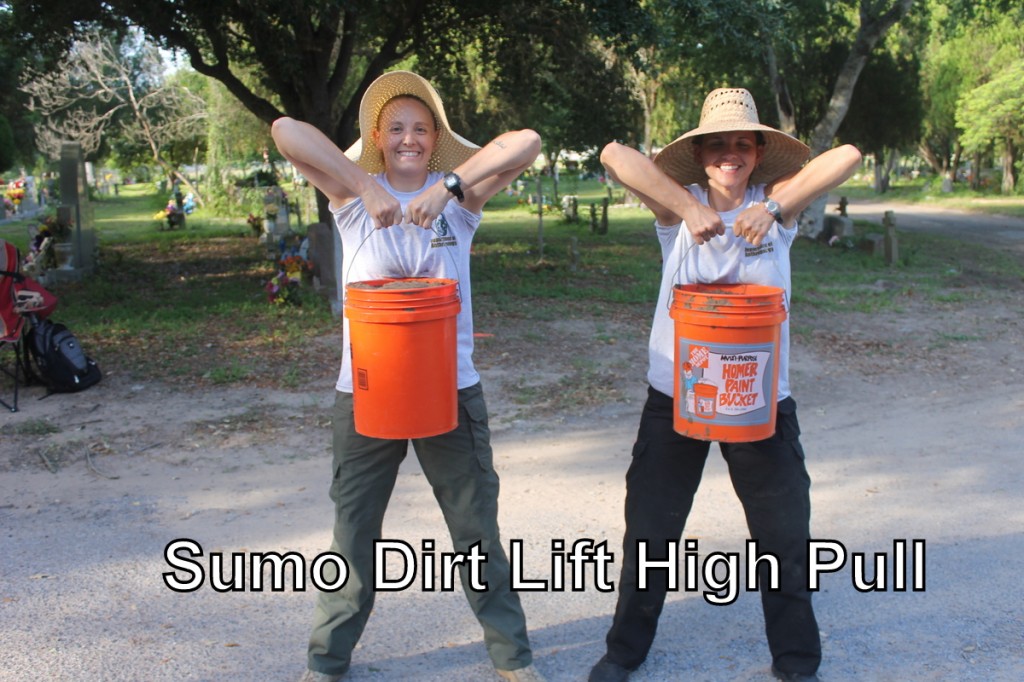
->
[37, 211, 73, 241]
[23, 210, 74, 273]
[265, 270, 300, 306]
[5, 180, 26, 212]
[5, 180, 26, 204]
[153, 201, 183, 230]
[246, 213, 262, 237]
[280, 255, 311, 281]
[264, 238, 311, 303]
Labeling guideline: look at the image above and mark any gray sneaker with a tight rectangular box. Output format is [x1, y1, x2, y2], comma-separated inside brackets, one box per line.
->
[497, 663, 547, 682]
[297, 670, 342, 682]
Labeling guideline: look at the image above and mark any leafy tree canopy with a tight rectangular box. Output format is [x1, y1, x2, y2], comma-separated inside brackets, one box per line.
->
[9, 0, 650, 219]
[9, 0, 646, 149]
[0, 114, 16, 173]
[838, 50, 922, 156]
[0, 5, 38, 172]
[956, 61, 1024, 154]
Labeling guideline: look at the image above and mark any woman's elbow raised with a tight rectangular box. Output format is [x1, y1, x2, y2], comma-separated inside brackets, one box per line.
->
[599, 141, 624, 166]
[841, 144, 863, 167]
[516, 128, 542, 156]
[270, 117, 295, 140]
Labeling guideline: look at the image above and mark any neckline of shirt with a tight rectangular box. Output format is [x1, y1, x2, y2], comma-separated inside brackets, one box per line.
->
[378, 172, 439, 200]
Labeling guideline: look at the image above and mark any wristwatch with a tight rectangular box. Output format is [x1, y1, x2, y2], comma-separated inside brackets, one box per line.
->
[443, 172, 465, 202]
[763, 198, 784, 223]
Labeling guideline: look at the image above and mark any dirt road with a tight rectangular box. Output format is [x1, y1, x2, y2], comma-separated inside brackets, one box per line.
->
[2, 202, 1022, 681]
[843, 197, 1024, 253]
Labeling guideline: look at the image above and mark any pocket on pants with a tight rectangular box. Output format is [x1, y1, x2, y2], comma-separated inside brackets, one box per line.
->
[775, 398, 807, 462]
[630, 438, 650, 461]
[462, 389, 493, 471]
[775, 397, 801, 442]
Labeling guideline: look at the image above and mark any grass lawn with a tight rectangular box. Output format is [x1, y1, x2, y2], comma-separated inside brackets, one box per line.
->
[2, 177, 1021, 390]
[4, 184, 338, 388]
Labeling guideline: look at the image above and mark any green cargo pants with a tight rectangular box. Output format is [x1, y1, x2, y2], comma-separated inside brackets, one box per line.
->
[306, 383, 533, 676]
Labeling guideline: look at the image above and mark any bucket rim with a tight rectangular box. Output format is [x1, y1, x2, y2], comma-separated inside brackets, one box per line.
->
[347, 276, 458, 291]
[673, 282, 785, 298]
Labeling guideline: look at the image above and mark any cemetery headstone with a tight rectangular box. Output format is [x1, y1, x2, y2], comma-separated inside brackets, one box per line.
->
[883, 211, 899, 266]
[262, 186, 292, 259]
[50, 142, 97, 283]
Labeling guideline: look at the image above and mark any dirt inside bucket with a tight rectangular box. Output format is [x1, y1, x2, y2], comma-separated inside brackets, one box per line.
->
[349, 280, 440, 289]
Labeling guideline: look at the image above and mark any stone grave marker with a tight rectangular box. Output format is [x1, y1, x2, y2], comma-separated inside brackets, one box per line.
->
[50, 142, 97, 283]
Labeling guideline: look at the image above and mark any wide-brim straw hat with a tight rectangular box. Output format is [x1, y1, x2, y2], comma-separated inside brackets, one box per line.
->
[654, 88, 809, 186]
[344, 70, 479, 174]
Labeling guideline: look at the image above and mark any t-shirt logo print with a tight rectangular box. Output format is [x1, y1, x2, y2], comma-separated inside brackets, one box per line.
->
[429, 214, 457, 250]
[433, 214, 450, 236]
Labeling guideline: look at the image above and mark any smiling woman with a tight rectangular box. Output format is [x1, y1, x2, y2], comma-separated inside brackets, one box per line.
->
[371, 96, 439, 191]
[591, 88, 861, 682]
[270, 70, 546, 682]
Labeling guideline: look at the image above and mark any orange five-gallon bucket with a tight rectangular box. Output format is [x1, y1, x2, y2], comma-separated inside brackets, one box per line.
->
[345, 278, 461, 439]
[669, 283, 787, 442]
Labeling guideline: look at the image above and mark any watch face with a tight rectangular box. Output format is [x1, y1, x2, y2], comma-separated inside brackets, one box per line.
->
[444, 173, 464, 201]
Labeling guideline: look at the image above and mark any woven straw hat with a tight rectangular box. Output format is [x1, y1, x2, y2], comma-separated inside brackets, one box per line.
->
[344, 70, 479, 174]
[654, 88, 809, 186]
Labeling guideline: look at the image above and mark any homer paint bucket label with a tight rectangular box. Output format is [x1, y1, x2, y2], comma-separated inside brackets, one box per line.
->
[670, 284, 787, 442]
[681, 343, 776, 424]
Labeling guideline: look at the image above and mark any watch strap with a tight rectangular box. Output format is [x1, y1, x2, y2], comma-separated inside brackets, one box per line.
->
[443, 172, 465, 202]
[763, 199, 784, 223]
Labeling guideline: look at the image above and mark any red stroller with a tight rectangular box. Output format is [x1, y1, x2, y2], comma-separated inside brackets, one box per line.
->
[1, 238, 59, 412]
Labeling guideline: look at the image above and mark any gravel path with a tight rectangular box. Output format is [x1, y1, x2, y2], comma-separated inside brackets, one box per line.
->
[2, 201, 1023, 681]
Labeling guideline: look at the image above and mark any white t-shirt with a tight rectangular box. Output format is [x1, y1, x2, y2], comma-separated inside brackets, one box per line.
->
[647, 183, 796, 401]
[332, 172, 481, 392]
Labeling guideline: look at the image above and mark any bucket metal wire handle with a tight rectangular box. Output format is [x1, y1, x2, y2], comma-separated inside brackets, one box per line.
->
[672, 238, 704, 288]
[343, 221, 463, 302]
[667, 232, 791, 313]
[666, 238, 702, 310]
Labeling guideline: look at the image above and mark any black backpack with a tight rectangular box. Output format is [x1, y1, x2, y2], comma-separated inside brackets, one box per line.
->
[23, 317, 102, 394]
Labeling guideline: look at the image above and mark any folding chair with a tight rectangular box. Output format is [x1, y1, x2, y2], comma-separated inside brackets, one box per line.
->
[1, 239, 25, 411]
[1, 239, 58, 412]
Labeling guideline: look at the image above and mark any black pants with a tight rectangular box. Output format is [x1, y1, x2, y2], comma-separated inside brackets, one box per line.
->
[604, 386, 821, 676]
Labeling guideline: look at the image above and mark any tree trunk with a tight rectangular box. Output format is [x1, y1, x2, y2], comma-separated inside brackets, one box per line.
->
[800, 194, 830, 241]
[950, 143, 963, 186]
[1002, 138, 1017, 195]
[877, 148, 899, 193]
[764, 37, 796, 135]
[970, 151, 982, 190]
[641, 70, 656, 153]
[789, 0, 913, 239]
[918, 142, 948, 177]
[536, 176, 545, 261]
[545, 150, 561, 205]
[154, 156, 202, 207]
[873, 149, 888, 193]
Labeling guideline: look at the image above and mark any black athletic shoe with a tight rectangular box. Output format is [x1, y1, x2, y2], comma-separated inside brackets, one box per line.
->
[771, 664, 820, 681]
[588, 655, 631, 682]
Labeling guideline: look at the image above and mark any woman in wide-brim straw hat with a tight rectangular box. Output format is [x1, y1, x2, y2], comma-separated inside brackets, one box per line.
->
[272, 71, 546, 682]
[343, 69, 480, 175]
[589, 90, 861, 682]
[654, 87, 811, 188]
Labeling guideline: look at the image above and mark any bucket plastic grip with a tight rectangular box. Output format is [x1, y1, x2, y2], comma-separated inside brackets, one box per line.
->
[344, 222, 463, 302]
